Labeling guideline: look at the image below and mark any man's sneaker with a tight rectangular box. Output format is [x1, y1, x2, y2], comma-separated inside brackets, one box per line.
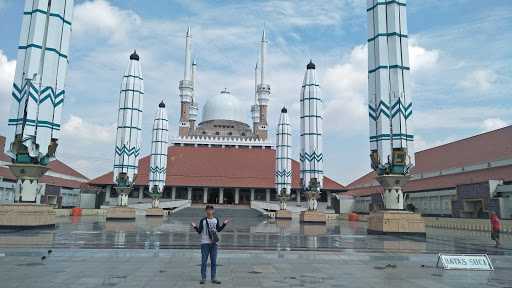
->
[212, 280, 221, 284]
[200, 280, 205, 284]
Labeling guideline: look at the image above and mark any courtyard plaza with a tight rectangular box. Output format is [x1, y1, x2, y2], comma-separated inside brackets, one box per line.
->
[0, 207, 511, 287]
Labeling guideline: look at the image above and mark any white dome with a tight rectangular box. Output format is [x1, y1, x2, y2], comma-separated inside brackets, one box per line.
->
[202, 89, 247, 123]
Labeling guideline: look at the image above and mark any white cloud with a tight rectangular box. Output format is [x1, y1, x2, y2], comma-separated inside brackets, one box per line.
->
[322, 44, 367, 133]
[0, 50, 16, 117]
[481, 118, 507, 132]
[320, 41, 440, 133]
[415, 107, 509, 130]
[460, 69, 497, 92]
[61, 115, 115, 144]
[73, 0, 142, 42]
[409, 39, 440, 71]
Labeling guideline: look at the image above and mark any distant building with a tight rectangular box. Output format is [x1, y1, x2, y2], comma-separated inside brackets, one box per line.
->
[0, 135, 89, 207]
[346, 126, 512, 219]
[89, 146, 345, 206]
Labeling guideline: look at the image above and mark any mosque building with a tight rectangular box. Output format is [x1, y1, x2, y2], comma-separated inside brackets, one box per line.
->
[89, 28, 345, 206]
[173, 28, 272, 148]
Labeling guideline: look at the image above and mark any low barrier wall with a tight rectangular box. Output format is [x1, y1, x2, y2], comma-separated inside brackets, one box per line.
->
[424, 217, 512, 233]
[55, 208, 107, 216]
[340, 212, 511, 233]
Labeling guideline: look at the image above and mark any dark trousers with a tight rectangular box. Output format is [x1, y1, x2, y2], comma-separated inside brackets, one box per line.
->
[201, 243, 218, 280]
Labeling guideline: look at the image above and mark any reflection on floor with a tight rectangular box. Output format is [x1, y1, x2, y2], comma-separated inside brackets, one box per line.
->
[0, 207, 509, 254]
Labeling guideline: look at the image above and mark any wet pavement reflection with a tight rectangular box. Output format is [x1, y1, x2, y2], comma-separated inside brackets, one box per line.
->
[0, 208, 510, 255]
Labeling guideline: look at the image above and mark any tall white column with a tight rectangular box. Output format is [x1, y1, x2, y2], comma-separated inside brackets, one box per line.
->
[187, 187, 192, 201]
[219, 188, 224, 204]
[8, 0, 74, 159]
[113, 51, 144, 186]
[235, 188, 240, 205]
[367, 0, 414, 173]
[300, 60, 323, 190]
[105, 185, 112, 204]
[203, 187, 208, 204]
[250, 189, 255, 201]
[276, 107, 292, 196]
[296, 190, 301, 205]
[148, 101, 168, 204]
[171, 186, 176, 200]
[138, 186, 144, 200]
[265, 189, 270, 202]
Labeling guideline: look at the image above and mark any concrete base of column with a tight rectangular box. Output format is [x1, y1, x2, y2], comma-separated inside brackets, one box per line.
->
[275, 209, 292, 220]
[106, 207, 136, 220]
[0, 204, 56, 228]
[299, 210, 326, 224]
[145, 208, 165, 217]
[367, 210, 426, 237]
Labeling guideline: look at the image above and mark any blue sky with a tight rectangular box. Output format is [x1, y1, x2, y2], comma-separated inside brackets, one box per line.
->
[0, 0, 511, 184]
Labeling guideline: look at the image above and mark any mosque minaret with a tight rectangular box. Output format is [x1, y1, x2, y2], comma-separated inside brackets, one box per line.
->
[189, 58, 199, 133]
[251, 62, 260, 135]
[178, 27, 193, 137]
[255, 30, 270, 140]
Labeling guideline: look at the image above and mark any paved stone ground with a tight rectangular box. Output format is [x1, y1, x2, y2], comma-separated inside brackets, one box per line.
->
[1, 210, 511, 287]
[0, 248, 511, 288]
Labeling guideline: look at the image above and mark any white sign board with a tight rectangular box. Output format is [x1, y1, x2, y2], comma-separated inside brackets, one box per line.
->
[437, 254, 493, 271]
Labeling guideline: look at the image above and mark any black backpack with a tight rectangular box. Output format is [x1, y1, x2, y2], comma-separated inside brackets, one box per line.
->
[206, 218, 219, 243]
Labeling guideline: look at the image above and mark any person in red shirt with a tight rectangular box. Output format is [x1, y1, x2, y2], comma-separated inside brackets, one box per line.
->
[490, 212, 501, 247]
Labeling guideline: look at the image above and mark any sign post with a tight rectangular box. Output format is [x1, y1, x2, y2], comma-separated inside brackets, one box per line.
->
[436, 254, 494, 271]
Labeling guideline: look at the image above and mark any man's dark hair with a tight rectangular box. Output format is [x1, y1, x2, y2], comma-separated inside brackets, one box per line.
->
[205, 205, 214, 210]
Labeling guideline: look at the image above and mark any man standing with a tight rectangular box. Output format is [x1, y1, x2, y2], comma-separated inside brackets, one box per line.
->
[490, 212, 501, 248]
[192, 205, 230, 284]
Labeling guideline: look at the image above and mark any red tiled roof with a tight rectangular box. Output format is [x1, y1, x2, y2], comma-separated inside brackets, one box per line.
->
[0, 136, 10, 162]
[415, 125, 512, 173]
[346, 171, 378, 189]
[89, 146, 345, 190]
[345, 126, 512, 197]
[40, 174, 84, 189]
[405, 165, 512, 192]
[0, 166, 84, 189]
[47, 160, 88, 180]
[346, 165, 512, 197]
[0, 166, 15, 181]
